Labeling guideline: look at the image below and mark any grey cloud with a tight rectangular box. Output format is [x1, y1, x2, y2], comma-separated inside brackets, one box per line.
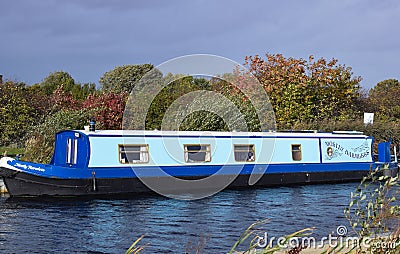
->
[0, 0, 398, 88]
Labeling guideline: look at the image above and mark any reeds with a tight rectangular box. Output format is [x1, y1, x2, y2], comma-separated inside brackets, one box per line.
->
[126, 235, 146, 254]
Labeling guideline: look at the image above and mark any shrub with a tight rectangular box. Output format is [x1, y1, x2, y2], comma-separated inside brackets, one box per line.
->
[23, 109, 91, 163]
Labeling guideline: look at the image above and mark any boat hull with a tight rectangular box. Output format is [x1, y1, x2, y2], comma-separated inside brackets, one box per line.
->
[0, 166, 371, 197]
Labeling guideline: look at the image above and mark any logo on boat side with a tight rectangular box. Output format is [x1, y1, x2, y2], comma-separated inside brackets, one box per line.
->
[324, 140, 370, 160]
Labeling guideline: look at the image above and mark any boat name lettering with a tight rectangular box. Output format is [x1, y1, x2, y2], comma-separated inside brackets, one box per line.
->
[324, 141, 344, 152]
[14, 163, 45, 172]
[344, 150, 369, 159]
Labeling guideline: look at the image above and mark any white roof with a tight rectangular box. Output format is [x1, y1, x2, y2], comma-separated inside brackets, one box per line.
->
[76, 129, 369, 138]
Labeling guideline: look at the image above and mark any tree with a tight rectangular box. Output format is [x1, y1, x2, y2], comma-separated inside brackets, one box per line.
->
[99, 64, 154, 93]
[0, 81, 36, 146]
[79, 83, 97, 100]
[25, 83, 52, 121]
[124, 72, 266, 132]
[39, 71, 96, 101]
[39, 71, 75, 95]
[144, 75, 205, 130]
[244, 54, 362, 128]
[367, 79, 400, 118]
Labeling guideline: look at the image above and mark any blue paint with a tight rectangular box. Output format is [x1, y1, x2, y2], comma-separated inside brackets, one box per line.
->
[1, 129, 389, 185]
[378, 141, 391, 162]
[7, 159, 373, 179]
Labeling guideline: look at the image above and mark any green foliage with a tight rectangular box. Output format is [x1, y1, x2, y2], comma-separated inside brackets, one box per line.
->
[145, 75, 210, 130]
[25, 83, 52, 118]
[39, 71, 96, 101]
[209, 76, 266, 132]
[139, 74, 263, 132]
[344, 167, 400, 253]
[71, 82, 97, 101]
[99, 64, 154, 93]
[23, 109, 91, 163]
[179, 111, 229, 131]
[0, 81, 37, 146]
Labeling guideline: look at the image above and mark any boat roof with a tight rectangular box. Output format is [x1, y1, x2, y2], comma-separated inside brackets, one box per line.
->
[67, 129, 370, 138]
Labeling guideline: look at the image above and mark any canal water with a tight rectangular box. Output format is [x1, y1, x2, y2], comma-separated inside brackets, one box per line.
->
[0, 183, 358, 253]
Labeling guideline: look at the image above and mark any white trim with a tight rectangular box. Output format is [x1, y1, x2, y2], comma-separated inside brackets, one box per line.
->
[73, 139, 78, 164]
[66, 138, 72, 164]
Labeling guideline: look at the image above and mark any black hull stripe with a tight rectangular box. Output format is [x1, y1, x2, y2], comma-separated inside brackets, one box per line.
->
[1, 167, 370, 197]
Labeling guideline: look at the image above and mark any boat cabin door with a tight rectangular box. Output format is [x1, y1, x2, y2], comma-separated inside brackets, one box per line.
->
[53, 132, 86, 168]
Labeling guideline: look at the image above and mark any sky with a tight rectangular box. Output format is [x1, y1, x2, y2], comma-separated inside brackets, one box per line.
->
[0, 0, 399, 89]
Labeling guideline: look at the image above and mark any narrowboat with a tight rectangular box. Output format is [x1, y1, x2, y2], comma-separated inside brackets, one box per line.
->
[0, 128, 397, 197]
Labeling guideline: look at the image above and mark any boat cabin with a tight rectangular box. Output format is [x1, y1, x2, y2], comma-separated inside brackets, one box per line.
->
[49, 129, 374, 169]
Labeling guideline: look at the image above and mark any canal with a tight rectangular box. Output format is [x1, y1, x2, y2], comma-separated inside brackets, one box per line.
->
[0, 183, 358, 253]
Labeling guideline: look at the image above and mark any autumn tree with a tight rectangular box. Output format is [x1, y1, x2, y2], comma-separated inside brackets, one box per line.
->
[99, 64, 154, 93]
[49, 86, 81, 112]
[367, 79, 400, 118]
[25, 84, 52, 120]
[245, 54, 362, 128]
[83, 91, 128, 129]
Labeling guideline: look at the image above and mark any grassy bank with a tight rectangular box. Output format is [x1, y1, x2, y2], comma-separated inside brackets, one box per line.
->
[0, 146, 24, 156]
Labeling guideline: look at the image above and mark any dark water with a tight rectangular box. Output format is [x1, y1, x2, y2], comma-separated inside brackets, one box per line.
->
[0, 183, 358, 253]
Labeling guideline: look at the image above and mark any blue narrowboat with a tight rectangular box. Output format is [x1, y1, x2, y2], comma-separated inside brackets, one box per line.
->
[0, 128, 396, 197]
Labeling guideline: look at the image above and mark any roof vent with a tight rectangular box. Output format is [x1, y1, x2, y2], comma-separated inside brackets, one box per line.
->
[89, 118, 96, 132]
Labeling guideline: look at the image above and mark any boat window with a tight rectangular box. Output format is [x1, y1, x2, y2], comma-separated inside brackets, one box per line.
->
[291, 144, 302, 161]
[73, 139, 78, 164]
[66, 138, 72, 164]
[119, 145, 149, 164]
[234, 144, 255, 162]
[66, 138, 77, 165]
[184, 144, 211, 162]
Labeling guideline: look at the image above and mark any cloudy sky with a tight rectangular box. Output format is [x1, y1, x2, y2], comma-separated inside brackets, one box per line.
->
[0, 0, 399, 89]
